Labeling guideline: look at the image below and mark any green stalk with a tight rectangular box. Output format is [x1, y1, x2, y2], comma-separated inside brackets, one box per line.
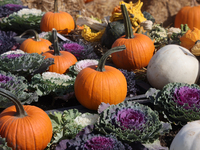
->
[54, 0, 58, 13]
[52, 28, 61, 56]
[19, 29, 40, 41]
[121, 4, 134, 39]
[0, 88, 27, 117]
[96, 45, 126, 72]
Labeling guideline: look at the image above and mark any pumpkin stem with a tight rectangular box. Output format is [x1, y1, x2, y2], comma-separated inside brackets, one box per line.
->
[121, 4, 134, 39]
[54, 0, 59, 13]
[96, 45, 126, 72]
[52, 28, 61, 56]
[19, 29, 40, 41]
[0, 88, 27, 117]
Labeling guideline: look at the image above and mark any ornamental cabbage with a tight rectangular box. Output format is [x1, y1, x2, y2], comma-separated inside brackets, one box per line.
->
[60, 39, 99, 60]
[0, 30, 17, 55]
[146, 82, 200, 126]
[0, 135, 12, 150]
[47, 109, 99, 148]
[29, 72, 75, 101]
[119, 69, 137, 97]
[0, 4, 27, 18]
[0, 8, 44, 33]
[29, 72, 75, 99]
[69, 59, 99, 76]
[56, 134, 132, 150]
[95, 100, 162, 143]
[0, 52, 54, 77]
[0, 70, 38, 108]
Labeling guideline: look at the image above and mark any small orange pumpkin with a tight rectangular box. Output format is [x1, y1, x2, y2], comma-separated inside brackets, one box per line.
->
[180, 27, 200, 50]
[111, 4, 155, 71]
[0, 88, 52, 150]
[40, 0, 75, 34]
[42, 28, 77, 74]
[74, 45, 127, 110]
[174, 1, 200, 29]
[19, 29, 52, 54]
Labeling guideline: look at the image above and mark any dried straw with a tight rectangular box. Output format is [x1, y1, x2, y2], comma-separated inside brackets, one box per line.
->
[21, 0, 121, 20]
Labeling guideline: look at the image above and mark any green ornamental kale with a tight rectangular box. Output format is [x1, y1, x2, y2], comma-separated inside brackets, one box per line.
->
[48, 109, 87, 145]
[0, 70, 38, 108]
[0, 8, 44, 33]
[29, 72, 75, 97]
[0, 136, 12, 150]
[146, 82, 200, 126]
[0, 53, 54, 77]
[95, 100, 162, 144]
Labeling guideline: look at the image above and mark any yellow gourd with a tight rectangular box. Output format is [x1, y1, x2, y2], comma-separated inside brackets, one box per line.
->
[110, 0, 146, 28]
[81, 25, 105, 42]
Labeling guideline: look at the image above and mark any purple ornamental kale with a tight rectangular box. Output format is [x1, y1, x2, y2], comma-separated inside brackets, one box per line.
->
[63, 43, 84, 57]
[56, 133, 132, 150]
[115, 108, 146, 131]
[2, 53, 25, 59]
[173, 86, 200, 109]
[0, 4, 27, 18]
[0, 74, 13, 84]
[0, 30, 17, 54]
[119, 69, 137, 97]
[60, 39, 99, 60]
[146, 82, 200, 126]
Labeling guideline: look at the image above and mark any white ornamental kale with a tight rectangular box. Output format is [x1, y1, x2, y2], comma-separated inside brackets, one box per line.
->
[0, 8, 45, 32]
[0, 70, 38, 108]
[47, 109, 98, 147]
[13, 8, 43, 17]
[69, 59, 99, 76]
[1, 49, 25, 56]
[29, 72, 75, 97]
[95, 100, 162, 144]
[74, 113, 99, 127]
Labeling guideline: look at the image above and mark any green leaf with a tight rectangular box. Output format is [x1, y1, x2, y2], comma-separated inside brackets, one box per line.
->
[0, 136, 12, 150]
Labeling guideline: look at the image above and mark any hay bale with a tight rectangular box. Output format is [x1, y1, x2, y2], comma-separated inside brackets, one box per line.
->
[21, 0, 121, 20]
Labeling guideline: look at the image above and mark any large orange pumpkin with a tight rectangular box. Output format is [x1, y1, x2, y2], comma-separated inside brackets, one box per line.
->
[20, 29, 52, 54]
[0, 88, 52, 150]
[42, 29, 77, 74]
[74, 45, 127, 110]
[40, 0, 75, 34]
[174, 3, 200, 29]
[111, 4, 155, 71]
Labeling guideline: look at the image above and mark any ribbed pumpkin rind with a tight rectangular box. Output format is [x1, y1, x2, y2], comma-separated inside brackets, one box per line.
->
[74, 65, 127, 110]
[174, 6, 200, 30]
[42, 50, 77, 74]
[20, 38, 52, 54]
[111, 33, 155, 71]
[40, 11, 75, 34]
[0, 105, 52, 150]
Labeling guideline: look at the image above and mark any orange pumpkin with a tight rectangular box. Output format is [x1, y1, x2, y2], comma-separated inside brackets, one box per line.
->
[20, 29, 52, 54]
[174, 3, 200, 29]
[84, 0, 94, 3]
[42, 29, 77, 74]
[0, 88, 52, 150]
[180, 27, 200, 50]
[74, 45, 127, 110]
[111, 4, 155, 71]
[40, 0, 75, 34]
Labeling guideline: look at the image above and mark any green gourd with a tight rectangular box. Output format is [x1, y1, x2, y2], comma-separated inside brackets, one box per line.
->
[101, 20, 125, 49]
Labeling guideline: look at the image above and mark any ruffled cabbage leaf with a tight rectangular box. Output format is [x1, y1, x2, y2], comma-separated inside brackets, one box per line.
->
[146, 82, 200, 126]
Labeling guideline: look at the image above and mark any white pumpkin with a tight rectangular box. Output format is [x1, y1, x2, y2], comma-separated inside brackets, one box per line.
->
[147, 44, 200, 89]
[170, 120, 200, 150]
